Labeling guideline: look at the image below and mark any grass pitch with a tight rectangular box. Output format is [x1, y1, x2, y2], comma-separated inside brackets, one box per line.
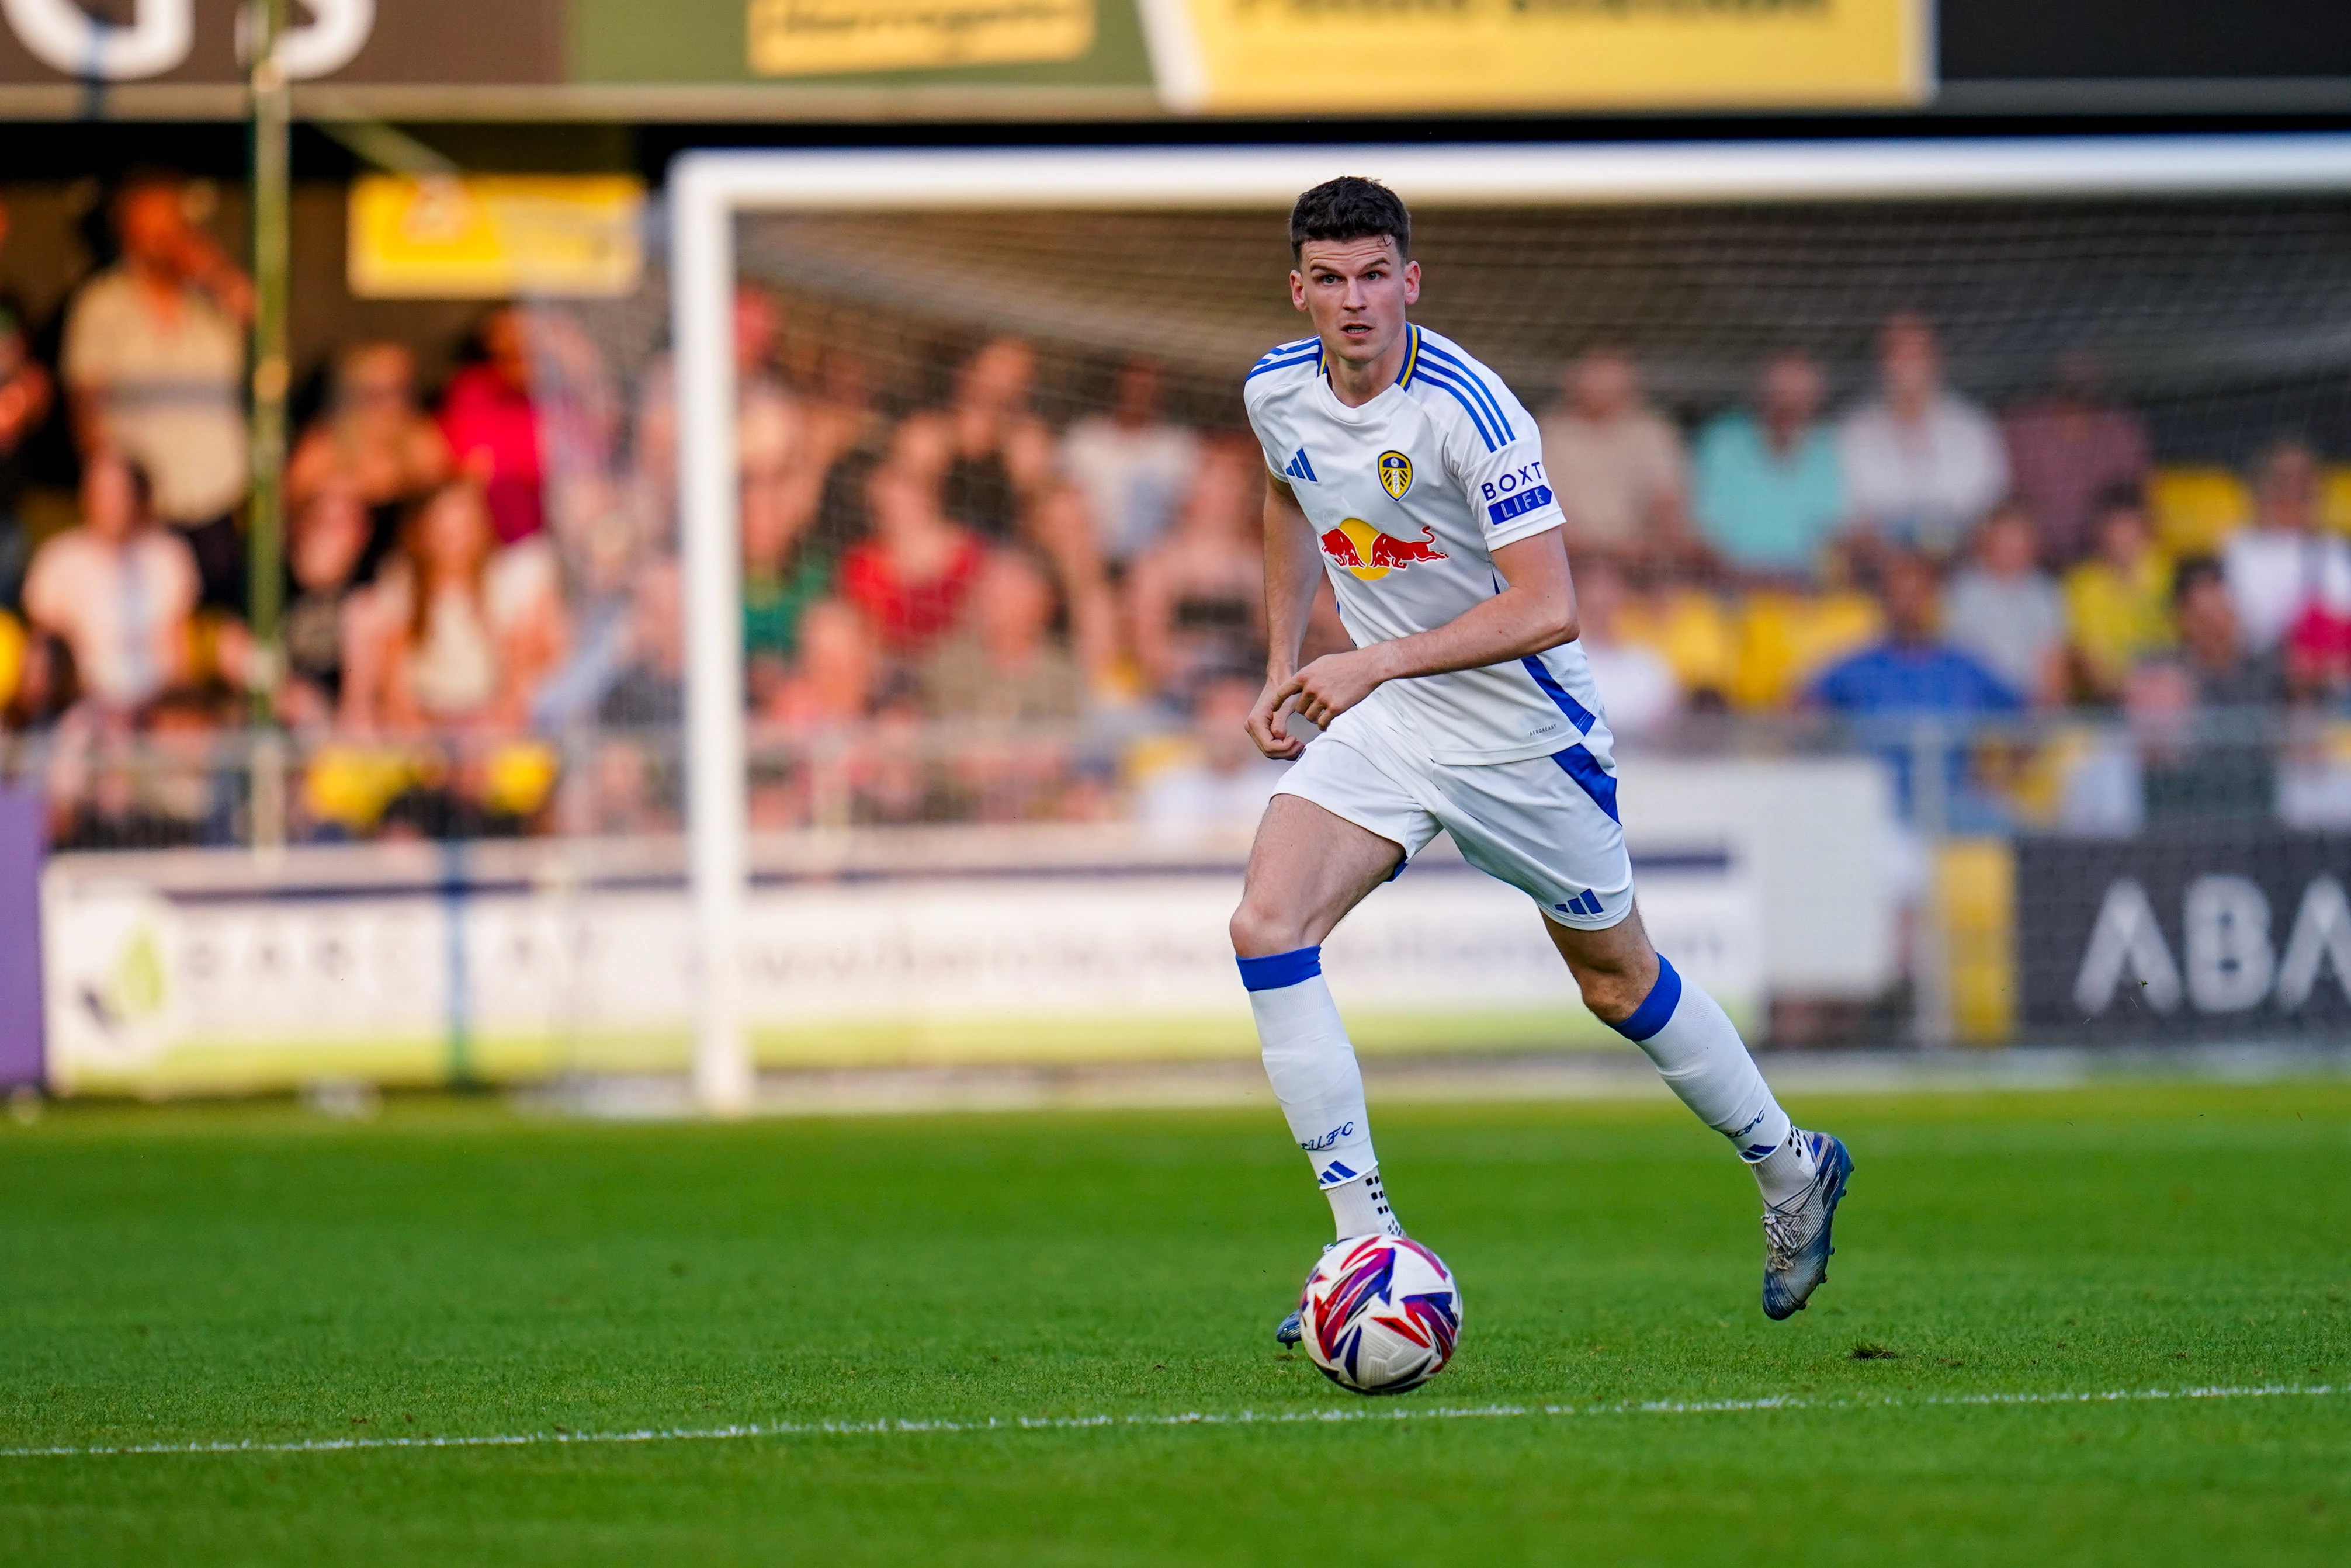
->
[1, 1079, 2347, 1564]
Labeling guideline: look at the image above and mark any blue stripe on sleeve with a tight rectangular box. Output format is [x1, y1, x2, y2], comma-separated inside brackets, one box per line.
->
[1413, 339, 1515, 441]
[1413, 362, 1502, 451]
[1611, 955, 1683, 1042]
[1237, 946, 1323, 991]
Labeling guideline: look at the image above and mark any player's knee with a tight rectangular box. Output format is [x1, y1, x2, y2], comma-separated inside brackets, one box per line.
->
[1573, 960, 1650, 1026]
[1229, 897, 1302, 959]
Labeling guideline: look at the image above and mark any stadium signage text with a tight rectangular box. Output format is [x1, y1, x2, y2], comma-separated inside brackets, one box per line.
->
[1140, 0, 1927, 112]
[2017, 833, 2351, 1035]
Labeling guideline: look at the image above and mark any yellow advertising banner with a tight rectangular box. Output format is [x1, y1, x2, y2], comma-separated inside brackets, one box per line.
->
[348, 175, 645, 300]
[1143, 0, 1929, 113]
[747, 0, 1097, 76]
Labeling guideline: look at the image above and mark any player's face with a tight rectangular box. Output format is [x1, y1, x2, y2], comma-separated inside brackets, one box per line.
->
[1290, 237, 1420, 369]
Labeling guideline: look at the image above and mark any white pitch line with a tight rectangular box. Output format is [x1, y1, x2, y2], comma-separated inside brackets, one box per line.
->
[1, 1383, 2336, 1461]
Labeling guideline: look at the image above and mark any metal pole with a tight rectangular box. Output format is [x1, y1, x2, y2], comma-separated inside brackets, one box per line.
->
[245, 0, 290, 848]
[673, 163, 753, 1116]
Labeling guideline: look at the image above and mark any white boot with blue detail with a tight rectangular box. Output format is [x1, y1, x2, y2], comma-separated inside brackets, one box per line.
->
[1607, 953, 1854, 1320]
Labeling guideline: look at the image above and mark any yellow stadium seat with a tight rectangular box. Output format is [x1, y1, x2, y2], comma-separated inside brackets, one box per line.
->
[0, 610, 23, 713]
[1617, 587, 1736, 699]
[1729, 590, 1884, 711]
[484, 740, 562, 819]
[2324, 466, 2351, 537]
[302, 745, 420, 832]
[2145, 466, 2251, 557]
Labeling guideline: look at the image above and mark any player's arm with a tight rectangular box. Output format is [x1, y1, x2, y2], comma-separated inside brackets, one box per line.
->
[1247, 471, 1327, 759]
[1277, 526, 1578, 733]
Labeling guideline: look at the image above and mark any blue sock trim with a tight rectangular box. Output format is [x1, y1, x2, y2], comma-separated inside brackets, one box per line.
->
[1611, 954, 1683, 1042]
[1237, 946, 1322, 992]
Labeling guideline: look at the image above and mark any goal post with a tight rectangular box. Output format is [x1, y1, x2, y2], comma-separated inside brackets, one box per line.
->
[668, 133, 2351, 1111]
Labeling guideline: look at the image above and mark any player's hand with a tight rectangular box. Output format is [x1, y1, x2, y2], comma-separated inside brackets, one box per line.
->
[1246, 674, 1306, 760]
[1277, 649, 1388, 734]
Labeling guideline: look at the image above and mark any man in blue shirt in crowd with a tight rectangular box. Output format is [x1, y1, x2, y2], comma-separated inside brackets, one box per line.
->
[1811, 548, 2023, 821]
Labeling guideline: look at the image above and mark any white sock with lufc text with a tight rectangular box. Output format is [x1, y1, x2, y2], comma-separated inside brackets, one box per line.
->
[1608, 954, 1812, 1206]
[1239, 946, 1405, 1240]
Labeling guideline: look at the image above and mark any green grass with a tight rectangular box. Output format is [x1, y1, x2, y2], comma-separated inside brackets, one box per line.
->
[2, 1081, 2348, 1564]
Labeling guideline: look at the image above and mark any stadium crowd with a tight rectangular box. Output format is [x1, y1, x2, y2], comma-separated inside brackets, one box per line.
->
[3, 172, 2349, 848]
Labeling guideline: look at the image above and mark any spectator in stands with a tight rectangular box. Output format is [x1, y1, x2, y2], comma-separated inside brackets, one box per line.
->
[1942, 502, 2065, 706]
[276, 481, 373, 729]
[763, 596, 877, 731]
[2062, 488, 2173, 704]
[942, 337, 1055, 543]
[1538, 346, 1691, 572]
[795, 348, 887, 570]
[1690, 350, 1843, 582]
[921, 549, 1084, 726]
[63, 171, 252, 610]
[2061, 562, 2289, 832]
[48, 685, 238, 851]
[2055, 654, 2278, 837]
[1135, 672, 1290, 830]
[740, 394, 833, 698]
[2, 629, 75, 730]
[286, 342, 451, 577]
[920, 548, 1083, 820]
[634, 286, 810, 533]
[22, 451, 198, 714]
[341, 479, 566, 734]
[592, 553, 684, 728]
[839, 418, 986, 657]
[438, 306, 547, 547]
[1572, 558, 1681, 740]
[2221, 438, 2351, 655]
[1838, 313, 2007, 560]
[1061, 356, 1199, 575]
[1999, 349, 2151, 566]
[802, 345, 883, 485]
[0, 193, 53, 611]
[841, 439, 977, 658]
[1126, 442, 1267, 699]
[2174, 556, 2286, 708]
[1809, 550, 2023, 816]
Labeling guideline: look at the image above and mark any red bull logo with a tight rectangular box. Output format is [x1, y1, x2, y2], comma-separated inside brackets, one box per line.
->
[1319, 518, 1448, 582]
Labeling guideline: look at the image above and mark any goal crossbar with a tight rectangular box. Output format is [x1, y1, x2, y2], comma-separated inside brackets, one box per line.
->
[668, 133, 2351, 1112]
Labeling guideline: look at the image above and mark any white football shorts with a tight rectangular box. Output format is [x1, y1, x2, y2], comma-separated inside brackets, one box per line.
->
[1272, 700, 1634, 930]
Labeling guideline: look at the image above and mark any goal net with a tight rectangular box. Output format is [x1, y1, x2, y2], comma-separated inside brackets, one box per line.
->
[555, 140, 2351, 1102]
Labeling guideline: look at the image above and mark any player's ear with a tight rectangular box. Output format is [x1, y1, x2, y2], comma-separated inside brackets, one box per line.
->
[1289, 268, 1308, 311]
[1402, 259, 1421, 307]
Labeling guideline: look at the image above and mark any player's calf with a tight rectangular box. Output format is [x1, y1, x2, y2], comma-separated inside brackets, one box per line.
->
[1553, 915, 1854, 1317]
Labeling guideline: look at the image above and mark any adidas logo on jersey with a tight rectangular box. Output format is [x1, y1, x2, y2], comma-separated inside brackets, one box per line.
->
[1284, 448, 1318, 483]
[1553, 889, 1607, 918]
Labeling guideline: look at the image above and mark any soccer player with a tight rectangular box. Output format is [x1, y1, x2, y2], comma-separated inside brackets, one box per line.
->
[1234, 178, 1851, 1337]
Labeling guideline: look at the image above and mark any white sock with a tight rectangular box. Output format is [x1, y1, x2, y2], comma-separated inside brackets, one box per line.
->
[1239, 946, 1399, 1238]
[1608, 953, 1811, 1205]
[1327, 1168, 1404, 1239]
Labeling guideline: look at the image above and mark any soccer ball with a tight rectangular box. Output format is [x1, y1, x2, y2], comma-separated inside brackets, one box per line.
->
[1297, 1234, 1462, 1394]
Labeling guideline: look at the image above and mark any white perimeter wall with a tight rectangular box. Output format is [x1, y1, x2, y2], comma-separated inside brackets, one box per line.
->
[40, 755, 1892, 1095]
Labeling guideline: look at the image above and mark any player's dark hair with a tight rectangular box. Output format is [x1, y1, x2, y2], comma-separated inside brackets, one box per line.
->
[1289, 177, 1411, 261]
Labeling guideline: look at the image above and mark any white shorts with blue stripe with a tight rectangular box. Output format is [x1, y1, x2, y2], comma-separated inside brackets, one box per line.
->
[1272, 696, 1634, 931]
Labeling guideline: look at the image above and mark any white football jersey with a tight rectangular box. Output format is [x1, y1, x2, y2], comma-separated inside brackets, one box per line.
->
[1244, 324, 1615, 767]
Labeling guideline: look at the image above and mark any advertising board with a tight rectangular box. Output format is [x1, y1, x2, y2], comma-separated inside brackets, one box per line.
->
[0, 0, 1930, 116]
[2015, 831, 2351, 1039]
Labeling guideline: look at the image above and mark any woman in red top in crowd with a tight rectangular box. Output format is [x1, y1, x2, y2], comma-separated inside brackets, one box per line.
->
[838, 414, 983, 654]
[437, 306, 543, 546]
